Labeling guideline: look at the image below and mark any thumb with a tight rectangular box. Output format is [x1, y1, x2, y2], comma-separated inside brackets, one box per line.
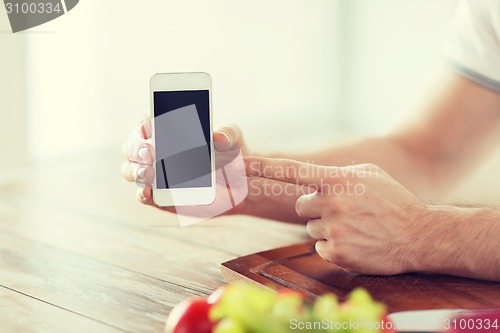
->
[214, 124, 246, 153]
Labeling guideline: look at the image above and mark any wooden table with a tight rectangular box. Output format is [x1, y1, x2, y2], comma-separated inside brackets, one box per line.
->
[0, 153, 310, 333]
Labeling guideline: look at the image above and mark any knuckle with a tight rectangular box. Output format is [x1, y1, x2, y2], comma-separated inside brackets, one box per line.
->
[315, 241, 337, 264]
[295, 196, 307, 216]
[331, 197, 354, 213]
[315, 240, 325, 256]
[305, 220, 312, 234]
[315, 240, 349, 266]
[305, 219, 318, 236]
[363, 162, 377, 169]
[358, 163, 379, 174]
[322, 250, 338, 264]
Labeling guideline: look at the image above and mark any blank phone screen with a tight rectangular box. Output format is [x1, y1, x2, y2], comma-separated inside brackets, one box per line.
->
[153, 90, 212, 189]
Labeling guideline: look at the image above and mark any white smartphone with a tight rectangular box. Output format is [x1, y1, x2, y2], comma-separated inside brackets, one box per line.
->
[150, 72, 216, 207]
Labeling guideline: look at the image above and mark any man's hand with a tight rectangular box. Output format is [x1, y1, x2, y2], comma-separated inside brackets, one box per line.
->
[121, 118, 249, 215]
[121, 118, 155, 204]
[243, 157, 429, 275]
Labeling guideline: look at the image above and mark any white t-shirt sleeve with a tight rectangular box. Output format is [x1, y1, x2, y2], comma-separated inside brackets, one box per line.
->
[444, 0, 500, 92]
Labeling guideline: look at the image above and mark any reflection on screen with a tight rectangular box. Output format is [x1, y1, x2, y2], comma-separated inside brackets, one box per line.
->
[153, 90, 211, 189]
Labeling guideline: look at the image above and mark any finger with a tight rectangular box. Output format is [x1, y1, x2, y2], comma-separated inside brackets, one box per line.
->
[315, 239, 333, 263]
[315, 240, 351, 272]
[123, 123, 154, 163]
[214, 124, 246, 153]
[123, 141, 155, 165]
[213, 130, 230, 144]
[306, 218, 327, 240]
[136, 187, 153, 205]
[295, 192, 323, 219]
[243, 157, 338, 187]
[121, 162, 154, 184]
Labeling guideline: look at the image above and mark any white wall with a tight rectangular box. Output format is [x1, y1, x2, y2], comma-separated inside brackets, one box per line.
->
[0, 10, 28, 172]
[24, 0, 340, 160]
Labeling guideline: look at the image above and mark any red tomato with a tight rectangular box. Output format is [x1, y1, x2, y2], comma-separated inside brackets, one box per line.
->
[165, 299, 214, 333]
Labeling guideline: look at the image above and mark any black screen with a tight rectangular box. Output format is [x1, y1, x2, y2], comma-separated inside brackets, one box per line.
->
[153, 90, 211, 189]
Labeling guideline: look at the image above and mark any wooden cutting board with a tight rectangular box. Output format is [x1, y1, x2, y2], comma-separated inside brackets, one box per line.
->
[220, 242, 500, 314]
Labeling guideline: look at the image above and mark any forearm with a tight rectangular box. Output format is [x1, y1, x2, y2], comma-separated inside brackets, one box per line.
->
[411, 204, 500, 281]
[261, 70, 500, 199]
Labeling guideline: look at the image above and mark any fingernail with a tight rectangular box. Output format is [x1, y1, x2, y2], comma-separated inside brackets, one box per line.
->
[218, 131, 230, 142]
[138, 147, 148, 161]
[137, 167, 146, 181]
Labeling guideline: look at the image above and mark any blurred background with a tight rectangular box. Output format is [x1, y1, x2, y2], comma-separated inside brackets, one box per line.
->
[2, 0, 500, 202]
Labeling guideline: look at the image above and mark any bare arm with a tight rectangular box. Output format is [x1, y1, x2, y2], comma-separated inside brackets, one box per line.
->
[414, 204, 500, 281]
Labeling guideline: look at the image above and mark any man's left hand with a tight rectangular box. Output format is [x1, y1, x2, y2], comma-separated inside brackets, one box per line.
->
[243, 157, 429, 275]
